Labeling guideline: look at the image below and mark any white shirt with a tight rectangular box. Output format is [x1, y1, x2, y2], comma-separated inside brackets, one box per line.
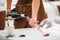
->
[0, 0, 6, 11]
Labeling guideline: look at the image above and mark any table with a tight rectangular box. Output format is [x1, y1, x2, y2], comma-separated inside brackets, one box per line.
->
[0, 24, 60, 40]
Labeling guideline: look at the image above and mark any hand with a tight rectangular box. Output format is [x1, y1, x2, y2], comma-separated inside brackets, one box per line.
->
[6, 9, 11, 14]
[7, 9, 11, 13]
[29, 18, 39, 28]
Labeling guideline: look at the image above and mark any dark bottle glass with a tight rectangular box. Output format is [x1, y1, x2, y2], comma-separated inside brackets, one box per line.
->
[7, 8, 26, 20]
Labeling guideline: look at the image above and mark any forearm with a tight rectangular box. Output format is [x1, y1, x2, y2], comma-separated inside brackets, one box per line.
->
[7, 0, 12, 11]
[32, 0, 40, 21]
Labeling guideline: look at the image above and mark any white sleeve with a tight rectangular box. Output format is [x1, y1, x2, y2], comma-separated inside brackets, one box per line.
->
[11, 0, 18, 10]
[0, 0, 6, 11]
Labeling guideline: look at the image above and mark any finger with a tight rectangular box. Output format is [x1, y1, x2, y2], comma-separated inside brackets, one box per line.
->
[29, 22, 35, 28]
[34, 20, 39, 24]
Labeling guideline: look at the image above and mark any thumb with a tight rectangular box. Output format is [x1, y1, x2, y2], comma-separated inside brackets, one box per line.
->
[35, 20, 39, 24]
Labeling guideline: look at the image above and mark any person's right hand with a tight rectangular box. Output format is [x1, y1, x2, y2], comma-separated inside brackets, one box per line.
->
[28, 18, 39, 28]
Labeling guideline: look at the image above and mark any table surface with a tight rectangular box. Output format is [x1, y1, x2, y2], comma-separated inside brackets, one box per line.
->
[0, 22, 60, 40]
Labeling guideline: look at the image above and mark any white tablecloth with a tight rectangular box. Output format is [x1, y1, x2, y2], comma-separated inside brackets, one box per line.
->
[0, 23, 60, 40]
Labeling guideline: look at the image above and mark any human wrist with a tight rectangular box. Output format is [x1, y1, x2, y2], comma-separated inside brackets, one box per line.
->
[31, 18, 37, 21]
[7, 8, 11, 12]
